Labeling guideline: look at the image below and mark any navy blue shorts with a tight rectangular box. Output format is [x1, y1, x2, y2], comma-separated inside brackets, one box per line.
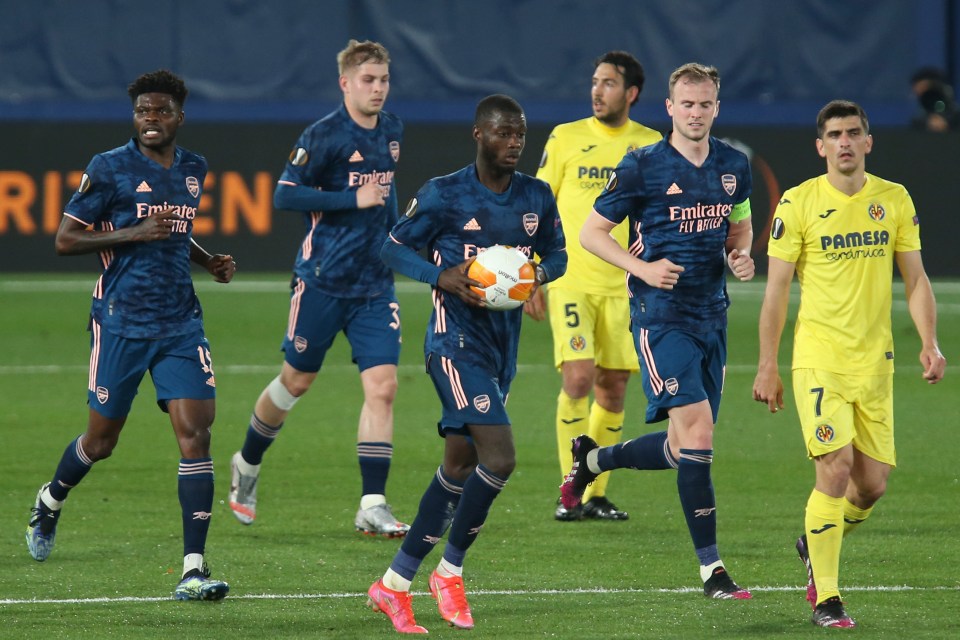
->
[632, 326, 726, 424]
[87, 320, 216, 419]
[281, 279, 401, 373]
[426, 353, 512, 436]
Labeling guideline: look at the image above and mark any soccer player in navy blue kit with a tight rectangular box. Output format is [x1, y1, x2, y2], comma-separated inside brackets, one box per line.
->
[25, 70, 235, 601]
[227, 40, 410, 536]
[366, 94, 567, 633]
[563, 63, 756, 599]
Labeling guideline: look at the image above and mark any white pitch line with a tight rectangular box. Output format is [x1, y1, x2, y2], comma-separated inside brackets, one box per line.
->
[2, 584, 956, 606]
[0, 363, 930, 376]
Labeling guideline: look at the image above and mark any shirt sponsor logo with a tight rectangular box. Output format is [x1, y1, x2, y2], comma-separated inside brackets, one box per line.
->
[136, 202, 197, 219]
[820, 230, 889, 250]
[79, 173, 91, 193]
[348, 169, 394, 187]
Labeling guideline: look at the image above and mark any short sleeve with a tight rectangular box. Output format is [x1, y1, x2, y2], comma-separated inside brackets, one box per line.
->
[592, 153, 644, 225]
[63, 155, 114, 226]
[767, 189, 803, 263]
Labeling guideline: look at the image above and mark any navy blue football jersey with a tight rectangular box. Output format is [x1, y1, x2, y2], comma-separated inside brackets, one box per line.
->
[388, 165, 566, 377]
[593, 136, 752, 332]
[64, 138, 207, 340]
[278, 104, 402, 298]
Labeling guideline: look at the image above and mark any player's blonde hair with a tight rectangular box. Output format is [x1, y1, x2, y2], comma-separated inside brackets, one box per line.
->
[668, 63, 720, 99]
[337, 40, 391, 75]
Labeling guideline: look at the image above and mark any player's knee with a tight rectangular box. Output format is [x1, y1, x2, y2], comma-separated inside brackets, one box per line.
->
[365, 375, 398, 407]
[268, 375, 303, 410]
[563, 377, 592, 399]
[483, 454, 516, 479]
[594, 370, 629, 404]
[854, 479, 887, 506]
[81, 435, 119, 462]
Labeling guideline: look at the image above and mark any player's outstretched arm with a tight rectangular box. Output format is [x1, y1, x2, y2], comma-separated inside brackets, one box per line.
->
[896, 250, 947, 384]
[273, 181, 380, 213]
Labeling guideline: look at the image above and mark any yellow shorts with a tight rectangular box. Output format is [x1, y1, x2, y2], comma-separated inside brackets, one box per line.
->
[791, 368, 896, 466]
[547, 287, 638, 372]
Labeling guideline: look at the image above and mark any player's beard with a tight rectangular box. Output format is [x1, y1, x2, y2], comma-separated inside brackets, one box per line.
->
[596, 102, 627, 127]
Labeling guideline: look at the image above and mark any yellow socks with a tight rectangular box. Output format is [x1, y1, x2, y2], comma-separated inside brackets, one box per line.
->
[583, 402, 624, 502]
[556, 390, 589, 478]
[842, 498, 873, 536]
[805, 489, 844, 604]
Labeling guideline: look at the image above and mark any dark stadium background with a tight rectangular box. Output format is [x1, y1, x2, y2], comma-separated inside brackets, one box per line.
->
[2, 0, 958, 274]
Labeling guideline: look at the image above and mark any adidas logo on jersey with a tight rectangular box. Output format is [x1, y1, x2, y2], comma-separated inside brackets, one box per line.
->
[666, 182, 682, 195]
[136, 181, 152, 193]
[349, 150, 364, 162]
[463, 218, 482, 231]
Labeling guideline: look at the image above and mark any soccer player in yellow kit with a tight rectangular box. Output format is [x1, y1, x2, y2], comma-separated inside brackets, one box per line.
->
[526, 51, 661, 521]
[753, 100, 946, 628]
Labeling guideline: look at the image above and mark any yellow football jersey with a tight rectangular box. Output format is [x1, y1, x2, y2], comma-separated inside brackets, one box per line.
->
[768, 173, 921, 374]
[537, 117, 661, 296]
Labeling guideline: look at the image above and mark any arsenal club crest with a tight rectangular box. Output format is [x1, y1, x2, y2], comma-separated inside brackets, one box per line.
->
[186, 176, 200, 198]
[473, 395, 491, 413]
[390, 141, 400, 161]
[523, 213, 539, 236]
[721, 174, 737, 196]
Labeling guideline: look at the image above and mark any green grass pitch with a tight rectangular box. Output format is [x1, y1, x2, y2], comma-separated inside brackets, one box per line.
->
[1, 273, 958, 638]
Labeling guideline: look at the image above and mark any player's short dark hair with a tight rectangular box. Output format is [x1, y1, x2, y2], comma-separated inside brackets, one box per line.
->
[816, 100, 870, 138]
[594, 51, 645, 105]
[127, 69, 188, 107]
[475, 94, 524, 126]
[337, 39, 390, 75]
